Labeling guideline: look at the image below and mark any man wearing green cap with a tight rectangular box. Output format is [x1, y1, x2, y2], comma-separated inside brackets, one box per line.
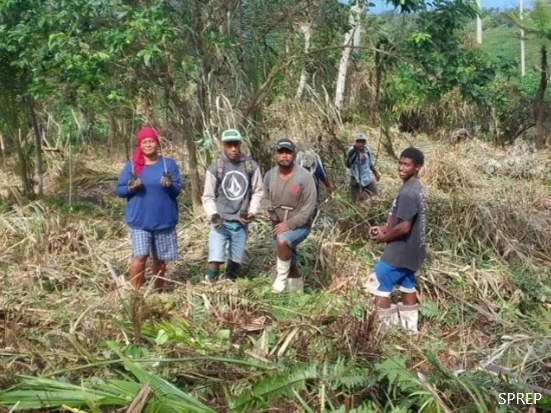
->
[201, 129, 263, 282]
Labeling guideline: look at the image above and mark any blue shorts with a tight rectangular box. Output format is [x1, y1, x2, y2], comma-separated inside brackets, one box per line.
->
[208, 221, 248, 263]
[275, 226, 310, 263]
[365, 259, 416, 297]
[130, 228, 178, 261]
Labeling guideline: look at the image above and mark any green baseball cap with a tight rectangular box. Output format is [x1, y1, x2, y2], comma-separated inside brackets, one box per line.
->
[221, 129, 243, 142]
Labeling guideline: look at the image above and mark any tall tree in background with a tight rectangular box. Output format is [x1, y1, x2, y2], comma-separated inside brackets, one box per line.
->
[509, 0, 551, 149]
[382, 0, 497, 132]
[0, 1, 46, 198]
[334, 0, 364, 112]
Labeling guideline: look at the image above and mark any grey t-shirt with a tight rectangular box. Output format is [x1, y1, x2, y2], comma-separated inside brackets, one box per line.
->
[261, 165, 317, 229]
[381, 177, 426, 271]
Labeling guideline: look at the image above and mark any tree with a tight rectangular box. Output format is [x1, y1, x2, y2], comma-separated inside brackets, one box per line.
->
[508, 0, 551, 149]
[380, 0, 499, 133]
[334, 0, 365, 112]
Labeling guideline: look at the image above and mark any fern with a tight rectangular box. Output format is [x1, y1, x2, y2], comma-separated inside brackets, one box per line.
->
[230, 361, 318, 412]
[327, 357, 374, 390]
[375, 353, 419, 392]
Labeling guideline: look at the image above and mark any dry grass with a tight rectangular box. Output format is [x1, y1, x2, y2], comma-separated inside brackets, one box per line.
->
[0, 126, 550, 411]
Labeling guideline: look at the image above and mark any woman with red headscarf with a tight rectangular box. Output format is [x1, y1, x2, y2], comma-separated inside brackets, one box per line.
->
[116, 126, 182, 290]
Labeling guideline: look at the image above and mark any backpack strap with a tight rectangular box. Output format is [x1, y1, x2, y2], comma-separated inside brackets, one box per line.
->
[365, 147, 372, 166]
[216, 157, 225, 182]
[244, 158, 254, 177]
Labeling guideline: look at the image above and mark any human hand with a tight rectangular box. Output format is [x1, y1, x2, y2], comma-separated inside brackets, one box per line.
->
[272, 222, 290, 236]
[369, 226, 387, 242]
[128, 174, 143, 192]
[239, 211, 255, 224]
[211, 213, 224, 228]
[160, 172, 172, 187]
[374, 170, 381, 182]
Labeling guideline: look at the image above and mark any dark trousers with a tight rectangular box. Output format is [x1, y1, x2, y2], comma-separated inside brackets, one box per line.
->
[350, 178, 379, 203]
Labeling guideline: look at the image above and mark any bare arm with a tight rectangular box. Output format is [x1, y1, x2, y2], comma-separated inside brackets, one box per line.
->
[371, 220, 411, 243]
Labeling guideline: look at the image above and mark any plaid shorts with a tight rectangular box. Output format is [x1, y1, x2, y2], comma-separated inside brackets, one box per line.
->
[130, 228, 178, 261]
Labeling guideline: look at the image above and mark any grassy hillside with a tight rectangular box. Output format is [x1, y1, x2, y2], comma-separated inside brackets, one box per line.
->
[468, 10, 551, 75]
[0, 113, 550, 411]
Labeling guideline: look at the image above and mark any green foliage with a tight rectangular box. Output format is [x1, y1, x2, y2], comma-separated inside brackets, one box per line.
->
[382, 0, 500, 124]
[230, 361, 318, 412]
[121, 357, 217, 413]
[510, 267, 551, 304]
[0, 375, 137, 410]
[375, 353, 418, 393]
[230, 358, 374, 412]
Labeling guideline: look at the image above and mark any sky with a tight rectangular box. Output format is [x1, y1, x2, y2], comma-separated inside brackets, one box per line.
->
[369, 0, 525, 14]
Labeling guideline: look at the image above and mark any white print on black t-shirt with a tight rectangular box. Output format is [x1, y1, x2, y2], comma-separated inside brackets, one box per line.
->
[221, 170, 249, 201]
[418, 190, 426, 248]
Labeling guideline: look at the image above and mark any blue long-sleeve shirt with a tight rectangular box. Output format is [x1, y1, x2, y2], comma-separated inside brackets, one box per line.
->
[346, 146, 374, 187]
[116, 157, 182, 231]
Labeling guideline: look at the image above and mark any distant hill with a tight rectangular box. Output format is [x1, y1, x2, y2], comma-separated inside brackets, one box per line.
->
[467, 10, 551, 75]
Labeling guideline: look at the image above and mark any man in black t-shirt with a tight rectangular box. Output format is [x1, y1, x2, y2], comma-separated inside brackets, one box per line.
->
[365, 147, 426, 334]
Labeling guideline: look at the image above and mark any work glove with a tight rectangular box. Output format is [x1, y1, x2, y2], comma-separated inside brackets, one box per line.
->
[160, 172, 172, 187]
[211, 213, 223, 228]
[127, 173, 142, 192]
[239, 211, 254, 224]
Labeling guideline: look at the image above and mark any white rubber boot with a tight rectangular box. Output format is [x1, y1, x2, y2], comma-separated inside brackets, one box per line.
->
[398, 302, 419, 334]
[377, 304, 400, 327]
[272, 258, 290, 293]
[287, 277, 304, 294]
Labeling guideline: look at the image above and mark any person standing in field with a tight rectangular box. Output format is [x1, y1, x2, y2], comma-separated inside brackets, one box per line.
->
[365, 147, 426, 334]
[116, 126, 182, 291]
[201, 129, 263, 282]
[262, 138, 317, 294]
[345, 132, 381, 203]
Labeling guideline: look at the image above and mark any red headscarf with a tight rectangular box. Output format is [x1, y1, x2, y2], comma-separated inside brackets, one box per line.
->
[132, 126, 159, 175]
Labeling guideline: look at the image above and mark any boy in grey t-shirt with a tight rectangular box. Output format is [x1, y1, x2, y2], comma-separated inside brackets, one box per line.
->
[365, 147, 426, 334]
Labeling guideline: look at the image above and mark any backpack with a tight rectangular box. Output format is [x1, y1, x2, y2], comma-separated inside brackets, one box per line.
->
[296, 150, 320, 174]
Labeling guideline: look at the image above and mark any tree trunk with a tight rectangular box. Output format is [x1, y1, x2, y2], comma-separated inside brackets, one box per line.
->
[181, 116, 203, 215]
[28, 97, 43, 197]
[334, 1, 363, 112]
[14, 129, 33, 198]
[534, 45, 547, 149]
[161, 64, 203, 214]
[296, 22, 311, 100]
